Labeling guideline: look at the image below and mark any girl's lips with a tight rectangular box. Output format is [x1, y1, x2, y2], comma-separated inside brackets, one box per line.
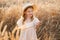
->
[30, 14, 32, 15]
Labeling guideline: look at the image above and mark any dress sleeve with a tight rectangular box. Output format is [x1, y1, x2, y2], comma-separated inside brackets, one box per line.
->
[17, 16, 23, 27]
[33, 17, 40, 26]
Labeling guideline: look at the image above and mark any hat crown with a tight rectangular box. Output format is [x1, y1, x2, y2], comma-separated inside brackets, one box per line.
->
[22, 2, 33, 11]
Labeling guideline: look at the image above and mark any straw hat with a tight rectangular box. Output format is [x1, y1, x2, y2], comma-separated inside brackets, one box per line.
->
[21, 3, 37, 16]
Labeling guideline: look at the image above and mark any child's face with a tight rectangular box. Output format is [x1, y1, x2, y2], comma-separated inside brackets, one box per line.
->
[25, 7, 33, 17]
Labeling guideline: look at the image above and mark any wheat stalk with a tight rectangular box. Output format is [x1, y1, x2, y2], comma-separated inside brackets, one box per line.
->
[2, 25, 7, 36]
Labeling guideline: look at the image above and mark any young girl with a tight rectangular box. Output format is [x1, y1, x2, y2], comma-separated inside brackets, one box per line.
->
[17, 3, 40, 40]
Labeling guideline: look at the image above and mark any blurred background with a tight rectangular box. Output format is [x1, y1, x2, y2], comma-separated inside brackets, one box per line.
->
[0, 0, 60, 40]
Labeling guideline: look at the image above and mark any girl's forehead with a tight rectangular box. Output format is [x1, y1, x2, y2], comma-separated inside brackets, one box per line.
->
[27, 8, 33, 10]
[25, 8, 33, 12]
[24, 6, 34, 12]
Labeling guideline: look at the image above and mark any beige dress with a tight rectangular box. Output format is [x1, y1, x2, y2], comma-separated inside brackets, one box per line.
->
[17, 16, 40, 40]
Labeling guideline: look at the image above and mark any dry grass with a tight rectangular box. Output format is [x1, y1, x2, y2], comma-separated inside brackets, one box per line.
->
[0, 0, 60, 40]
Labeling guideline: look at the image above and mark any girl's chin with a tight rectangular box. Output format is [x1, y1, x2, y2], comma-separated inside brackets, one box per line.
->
[30, 15, 33, 16]
[28, 15, 32, 17]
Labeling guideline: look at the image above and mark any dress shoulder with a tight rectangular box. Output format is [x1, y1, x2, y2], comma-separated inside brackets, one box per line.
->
[17, 16, 24, 27]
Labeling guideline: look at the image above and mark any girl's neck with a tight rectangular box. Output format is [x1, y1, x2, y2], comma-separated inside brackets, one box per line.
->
[25, 16, 31, 22]
[26, 18, 31, 21]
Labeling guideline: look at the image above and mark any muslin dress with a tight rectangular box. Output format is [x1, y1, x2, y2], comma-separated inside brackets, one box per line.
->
[17, 16, 40, 40]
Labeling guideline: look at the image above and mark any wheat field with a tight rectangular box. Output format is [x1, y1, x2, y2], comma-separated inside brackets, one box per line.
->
[0, 0, 60, 40]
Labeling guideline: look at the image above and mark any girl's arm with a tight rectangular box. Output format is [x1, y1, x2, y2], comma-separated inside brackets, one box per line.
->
[12, 25, 26, 34]
[17, 25, 26, 30]
[36, 21, 41, 29]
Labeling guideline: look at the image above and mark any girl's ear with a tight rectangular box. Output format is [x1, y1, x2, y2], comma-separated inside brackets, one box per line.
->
[23, 11, 26, 16]
[24, 11, 26, 14]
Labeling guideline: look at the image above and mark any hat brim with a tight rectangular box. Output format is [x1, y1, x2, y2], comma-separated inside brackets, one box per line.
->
[21, 3, 37, 16]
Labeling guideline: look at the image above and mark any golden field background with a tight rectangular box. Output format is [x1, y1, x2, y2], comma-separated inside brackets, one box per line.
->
[0, 0, 60, 40]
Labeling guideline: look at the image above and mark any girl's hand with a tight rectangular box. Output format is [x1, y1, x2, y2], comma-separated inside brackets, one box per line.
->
[18, 25, 26, 30]
[21, 25, 26, 30]
[36, 21, 41, 30]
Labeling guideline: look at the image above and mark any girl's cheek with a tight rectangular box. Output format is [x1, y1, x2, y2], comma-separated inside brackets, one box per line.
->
[27, 12, 30, 15]
[26, 12, 33, 16]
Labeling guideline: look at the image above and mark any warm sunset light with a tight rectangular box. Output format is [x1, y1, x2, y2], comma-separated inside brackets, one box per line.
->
[0, 0, 60, 40]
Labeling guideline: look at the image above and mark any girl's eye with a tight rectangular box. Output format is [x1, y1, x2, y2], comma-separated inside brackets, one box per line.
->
[28, 11, 32, 12]
[28, 11, 31, 12]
